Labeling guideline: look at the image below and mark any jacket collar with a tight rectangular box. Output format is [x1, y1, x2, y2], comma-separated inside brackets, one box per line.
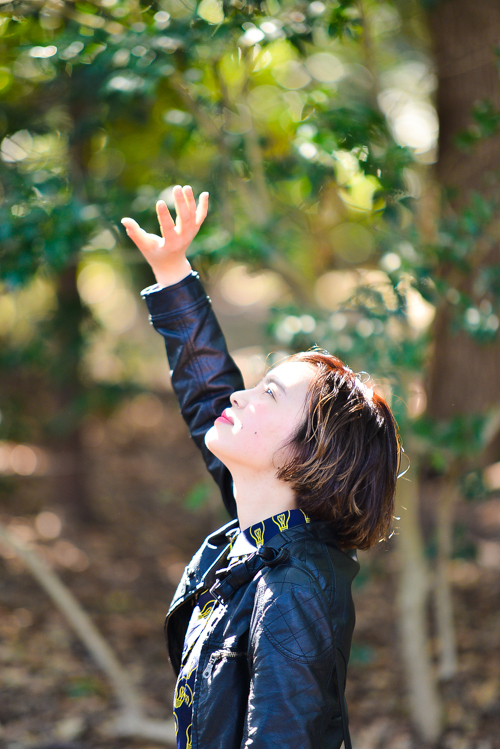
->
[228, 508, 311, 558]
[210, 533, 292, 604]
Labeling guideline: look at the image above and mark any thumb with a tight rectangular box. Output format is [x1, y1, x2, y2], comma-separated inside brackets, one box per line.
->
[121, 217, 157, 254]
[121, 217, 147, 244]
[121, 217, 139, 235]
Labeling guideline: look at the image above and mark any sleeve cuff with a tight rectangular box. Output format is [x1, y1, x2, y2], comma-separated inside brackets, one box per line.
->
[140, 270, 210, 321]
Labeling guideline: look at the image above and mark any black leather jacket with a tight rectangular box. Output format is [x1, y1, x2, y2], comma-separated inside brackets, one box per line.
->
[142, 272, 360, 749]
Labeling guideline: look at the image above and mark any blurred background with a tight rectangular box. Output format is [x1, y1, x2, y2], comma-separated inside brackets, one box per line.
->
[1, 0, 500, 747]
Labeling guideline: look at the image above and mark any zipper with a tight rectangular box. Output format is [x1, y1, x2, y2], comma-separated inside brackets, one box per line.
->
[202, 650, 246, 680]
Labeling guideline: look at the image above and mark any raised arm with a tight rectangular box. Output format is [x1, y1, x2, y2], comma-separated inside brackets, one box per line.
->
[122, 186, 243, 517]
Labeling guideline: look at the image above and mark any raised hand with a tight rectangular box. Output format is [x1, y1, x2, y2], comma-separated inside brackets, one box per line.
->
[121, 184, 209, 287]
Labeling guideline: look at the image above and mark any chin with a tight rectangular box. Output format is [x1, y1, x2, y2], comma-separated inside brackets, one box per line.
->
[204, 425, 225, 458]
[205, 424, 216, 444]
[205, 426, 240, 470]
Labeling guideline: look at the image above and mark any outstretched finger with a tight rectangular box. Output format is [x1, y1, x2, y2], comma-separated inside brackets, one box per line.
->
[173, 184, 191, 228]
[195, 192, 209, 227]
[183, 185, 197, 217]
[156, 200, 175, 238]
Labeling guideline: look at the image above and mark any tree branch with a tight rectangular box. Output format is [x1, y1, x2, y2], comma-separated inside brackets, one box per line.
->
[0, 521, 176, 745]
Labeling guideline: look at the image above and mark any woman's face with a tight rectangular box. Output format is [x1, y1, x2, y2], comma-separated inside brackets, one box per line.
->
[205, 361, 314, 473]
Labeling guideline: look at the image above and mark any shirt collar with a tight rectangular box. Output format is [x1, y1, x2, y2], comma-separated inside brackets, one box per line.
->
[228, 508, 310, 558]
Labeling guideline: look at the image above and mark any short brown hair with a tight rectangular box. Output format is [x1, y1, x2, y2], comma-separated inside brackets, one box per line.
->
[275, 350, 401, 551]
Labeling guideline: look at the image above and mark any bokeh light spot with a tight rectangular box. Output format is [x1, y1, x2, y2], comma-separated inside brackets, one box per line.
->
[77, 262, 116, 305]
[298, 142, 318, 159]
[107, 73, 143, 92]
[356, 318, 374, 338]
[13, 608, 33, 627]
[220, 265, 286, 308]
[97, 288, 138, 333]
[0, 68, 13, 92]
[330, 223, 374, 263]
[163, 109, 192, 126]
[53, 540, 89, 572]
[60, 41, 84, 60]
[30, 46, 57, 58]
[305, 53, 344, 83]
[315, 271, 358, 311]
[272, 60, 311, 90]
[1, 130, 32, 162]
[36, 511, 62, 539]
[247, 85, 282, 119]
[393, 102, 438, 152]
[0, 295, 16, 334]
[240, 25, 265, 46]
[300, 315, 316, 333]
[10, 445, 37, 475]
[380, 253, 401, 272]
[127, 393, 164, 428]
[407, 379, 427, 418]
[197, 0, 224, 24]
[406, 288, 435, 330]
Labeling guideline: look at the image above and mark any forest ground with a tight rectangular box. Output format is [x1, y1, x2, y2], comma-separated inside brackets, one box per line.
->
[1, 392, 499, 749]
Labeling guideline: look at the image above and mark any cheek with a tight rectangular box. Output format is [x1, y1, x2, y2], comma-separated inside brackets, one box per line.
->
[206, 406, 299, 467]
[248, 411, 296, 452]
[244, 408, 278, 438]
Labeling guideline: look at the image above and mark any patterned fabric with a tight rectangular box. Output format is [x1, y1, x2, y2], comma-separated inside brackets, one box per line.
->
[173, 508, 310, 749]
[229, 508, 310, 559]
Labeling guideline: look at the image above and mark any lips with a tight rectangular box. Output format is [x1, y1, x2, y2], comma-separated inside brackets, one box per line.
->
[217, 409, 234, 425]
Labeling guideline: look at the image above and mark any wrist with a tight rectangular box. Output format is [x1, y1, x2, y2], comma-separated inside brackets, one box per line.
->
[153, 258, 192, 288]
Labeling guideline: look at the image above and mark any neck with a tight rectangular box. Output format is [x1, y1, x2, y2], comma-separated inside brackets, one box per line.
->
[229, 467, 297, 531]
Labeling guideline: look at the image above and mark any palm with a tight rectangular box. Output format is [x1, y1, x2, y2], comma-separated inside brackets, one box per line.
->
[121, 185, 209, 266]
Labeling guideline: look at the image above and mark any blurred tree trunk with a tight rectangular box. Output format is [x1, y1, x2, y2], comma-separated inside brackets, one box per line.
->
[426, 0, 500, 680]
[49, 263, 95, 524]
[46, 101, 98, 524]
[396, 463, 442, 742]
[356, 6, 445, 738]
[428, 0, 500, 413]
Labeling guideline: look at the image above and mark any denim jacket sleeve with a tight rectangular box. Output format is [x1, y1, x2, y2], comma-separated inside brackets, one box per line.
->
[141, 271, 244, 518]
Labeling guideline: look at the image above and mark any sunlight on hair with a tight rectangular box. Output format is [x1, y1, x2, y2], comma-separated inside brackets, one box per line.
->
[355, 378, 374, 402]
[397, 448, 410, 479]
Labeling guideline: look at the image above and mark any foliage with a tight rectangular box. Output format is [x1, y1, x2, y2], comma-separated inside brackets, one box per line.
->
[455, 99, 500, 151]
[0, 0, 499, 494]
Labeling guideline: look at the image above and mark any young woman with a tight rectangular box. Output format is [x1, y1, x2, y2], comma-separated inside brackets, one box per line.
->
[122, 185, 400, 749]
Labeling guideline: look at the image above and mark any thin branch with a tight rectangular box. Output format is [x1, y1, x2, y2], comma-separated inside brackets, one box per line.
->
[239, 54, 272, 226]
[242, 125, 271, 226]
[169, 70, 235, 233]
[169, 72, 223, 142]
[0, 521, 176, 744]
[357, 0, 381, 107]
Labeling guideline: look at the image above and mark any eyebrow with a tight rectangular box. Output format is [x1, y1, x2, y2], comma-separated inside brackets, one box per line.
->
[263, 374, 287, 395]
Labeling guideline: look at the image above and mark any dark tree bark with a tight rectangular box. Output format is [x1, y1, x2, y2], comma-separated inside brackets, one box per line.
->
[427, 0, 500, 419]
[423, 0, 500, 685]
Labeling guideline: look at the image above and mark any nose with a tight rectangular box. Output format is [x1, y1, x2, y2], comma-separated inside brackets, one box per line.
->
[230, 389, 247, 408]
